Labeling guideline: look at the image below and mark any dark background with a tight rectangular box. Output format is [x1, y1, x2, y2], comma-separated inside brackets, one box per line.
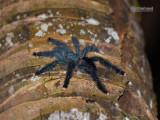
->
[139, 0, 160, 119]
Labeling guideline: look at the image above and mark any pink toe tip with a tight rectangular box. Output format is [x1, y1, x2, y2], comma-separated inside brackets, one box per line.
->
[124, 73, 126, 76]
[63, 87, 67, 90]
[106, 93, 110, 96]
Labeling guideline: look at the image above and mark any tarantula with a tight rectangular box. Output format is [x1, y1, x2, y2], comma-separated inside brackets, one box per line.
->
[32, 36, 126, 95]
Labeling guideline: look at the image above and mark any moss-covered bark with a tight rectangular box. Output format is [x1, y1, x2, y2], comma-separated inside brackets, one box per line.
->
[0, 0, 158, 120]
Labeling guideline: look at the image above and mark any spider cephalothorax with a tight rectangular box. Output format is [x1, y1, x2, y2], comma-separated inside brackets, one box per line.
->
[32, 36, 126, 95]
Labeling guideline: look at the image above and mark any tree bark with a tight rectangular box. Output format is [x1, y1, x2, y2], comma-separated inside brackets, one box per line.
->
[0, 0, 158, 120]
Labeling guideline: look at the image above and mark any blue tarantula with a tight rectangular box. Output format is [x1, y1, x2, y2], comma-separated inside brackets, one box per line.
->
[32, 36, 126, 95]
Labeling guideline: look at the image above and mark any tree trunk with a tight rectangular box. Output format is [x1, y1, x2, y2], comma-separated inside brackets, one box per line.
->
[0, 0, 158, 120]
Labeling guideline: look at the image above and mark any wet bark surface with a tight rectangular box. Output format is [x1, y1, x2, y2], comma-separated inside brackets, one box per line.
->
[0, 0, 158, 120]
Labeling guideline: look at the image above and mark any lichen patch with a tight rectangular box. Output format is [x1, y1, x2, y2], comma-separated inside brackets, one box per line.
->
[48, 108, 90, 120]
[86, 18, 99, 26]
[5, 32, 14, 47]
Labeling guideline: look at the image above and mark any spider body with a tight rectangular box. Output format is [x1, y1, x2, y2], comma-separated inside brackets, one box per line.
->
[32, 36, 125, 94]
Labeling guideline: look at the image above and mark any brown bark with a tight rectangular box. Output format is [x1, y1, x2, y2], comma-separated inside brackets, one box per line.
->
[0, 0, 158, 120]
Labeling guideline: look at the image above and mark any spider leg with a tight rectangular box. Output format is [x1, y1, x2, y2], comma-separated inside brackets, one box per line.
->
[63, 62, 75, 89]
[72, 36, 79, 55]
[78, 64, 108, 94]
[90, 56, 126, 76]
[35, 60, 67, 75]
[81, 45, 99, 57]
[47, 37, 77, 60]
[89, 70, 108, 94]
[32, 45, 71, 59]
[32, 51, 55, 58]
[47, 37, 66, 46]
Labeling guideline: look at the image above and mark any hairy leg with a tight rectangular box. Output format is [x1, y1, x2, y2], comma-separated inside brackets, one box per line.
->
[71, 36, 79, 55]
[81, 45, 99, 57]
[63, 62, 75, 89]
[89, 70, 108, 94]
[90, 56, 126, 76]
[32, 51, 55, 58]
[46, 37, 78, 60]
[47, 37, 66, 46]
[32, 45, 71, 59]
[35, 60, 67, 75]
[78, 64, 108, 94]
